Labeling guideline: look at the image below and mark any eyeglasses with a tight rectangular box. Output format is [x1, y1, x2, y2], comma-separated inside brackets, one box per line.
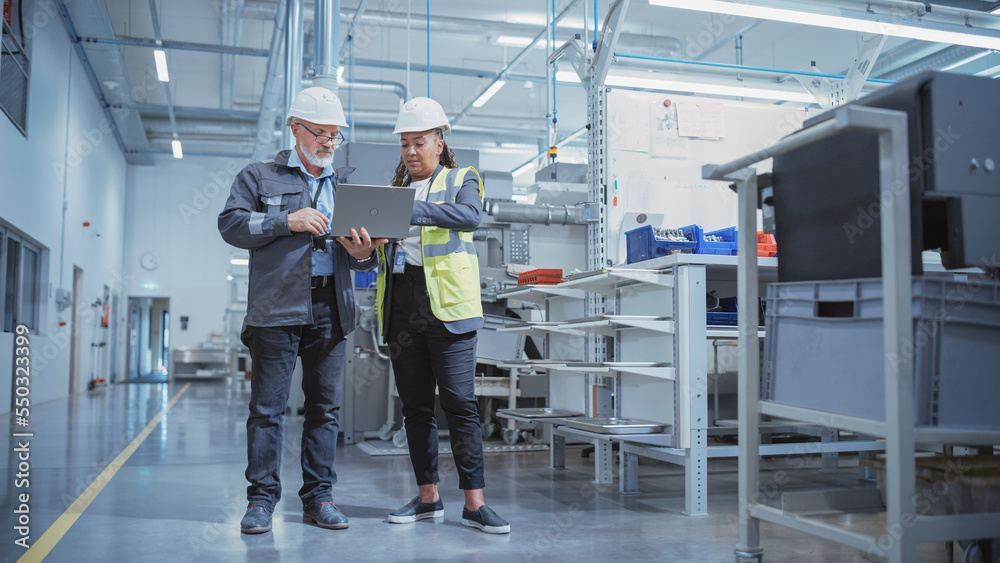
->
[296, 123, 345, 147]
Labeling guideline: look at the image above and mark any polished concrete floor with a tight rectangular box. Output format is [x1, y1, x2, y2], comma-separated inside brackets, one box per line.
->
[1, 381, 952, 563]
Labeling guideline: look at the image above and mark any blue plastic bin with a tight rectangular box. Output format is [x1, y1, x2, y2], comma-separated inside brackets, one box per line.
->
[706, 312, 738, 326]
[701, 226, 739, 256]
[354, 270, 378, 288]
[625, 225, 696, 264]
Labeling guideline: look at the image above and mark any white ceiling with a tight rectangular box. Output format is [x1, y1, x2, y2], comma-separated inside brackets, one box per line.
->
[72, 0, 1000, 167]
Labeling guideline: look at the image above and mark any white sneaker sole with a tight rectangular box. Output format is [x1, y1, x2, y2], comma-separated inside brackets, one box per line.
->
[462, 518, 511, 534]
[388, 509, 444, 524]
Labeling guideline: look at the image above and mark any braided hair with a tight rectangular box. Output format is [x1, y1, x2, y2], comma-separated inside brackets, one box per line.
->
[390, 128, 458, 186]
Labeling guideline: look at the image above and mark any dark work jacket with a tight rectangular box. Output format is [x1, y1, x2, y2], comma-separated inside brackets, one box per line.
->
[218, 149, 375, 338]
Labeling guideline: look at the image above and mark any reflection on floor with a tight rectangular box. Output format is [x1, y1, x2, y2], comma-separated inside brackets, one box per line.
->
[0, 381, 950, 562]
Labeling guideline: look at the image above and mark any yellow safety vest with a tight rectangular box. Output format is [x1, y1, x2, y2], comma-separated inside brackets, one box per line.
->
[376, 166, 484, 335]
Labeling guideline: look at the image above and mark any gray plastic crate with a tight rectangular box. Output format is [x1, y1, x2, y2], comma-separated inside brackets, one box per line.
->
[763, 276, 1000, 429]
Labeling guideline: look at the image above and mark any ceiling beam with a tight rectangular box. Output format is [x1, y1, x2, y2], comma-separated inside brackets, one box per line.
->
[78, 36, 269, 57]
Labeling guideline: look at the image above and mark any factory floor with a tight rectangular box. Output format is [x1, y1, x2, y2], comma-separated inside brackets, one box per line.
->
[3, 381, 953, 563]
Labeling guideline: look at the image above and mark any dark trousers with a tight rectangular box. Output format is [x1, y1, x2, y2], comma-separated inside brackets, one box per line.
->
[244, 285, 346, 512]
[388, 265, 485, 490]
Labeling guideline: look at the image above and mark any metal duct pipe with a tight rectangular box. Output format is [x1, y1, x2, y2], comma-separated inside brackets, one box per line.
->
[220, 0, 244, 109]
[303, 78, 407, 102]
[283, 0, 303, 150]
[313, 0, 338, 93]
[878, 45, 985, 81]
[252, 0, 288, 161]
[489, 202, 584, 226]
[147, 109, 548, 140]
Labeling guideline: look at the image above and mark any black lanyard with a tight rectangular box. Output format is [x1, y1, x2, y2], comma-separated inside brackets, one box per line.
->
[311, 176, 329, 209]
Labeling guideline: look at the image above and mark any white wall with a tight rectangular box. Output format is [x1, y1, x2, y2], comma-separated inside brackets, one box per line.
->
[124, 154, 249, 354]
[0, 2, 128, 412]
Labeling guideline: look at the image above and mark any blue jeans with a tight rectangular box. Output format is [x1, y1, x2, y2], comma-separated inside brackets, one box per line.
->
[243, 286, 346, 512]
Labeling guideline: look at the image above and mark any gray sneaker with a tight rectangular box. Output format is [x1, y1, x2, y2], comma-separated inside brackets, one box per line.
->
[461, 505, 510, 534]
[388, 496, 444, 523]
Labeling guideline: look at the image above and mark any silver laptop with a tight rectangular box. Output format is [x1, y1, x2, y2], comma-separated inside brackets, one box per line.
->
[329, 184, 416, 239]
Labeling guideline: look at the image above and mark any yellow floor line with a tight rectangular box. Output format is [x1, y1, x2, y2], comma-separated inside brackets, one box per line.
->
[18, 382, 191, 563]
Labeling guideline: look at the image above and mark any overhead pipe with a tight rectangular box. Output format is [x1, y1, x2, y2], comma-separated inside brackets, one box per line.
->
[147, 113, 548, 140]
[489, 202, 585, 226]
[313, 0, 338, 92]
[282, 0, 303, 150]
[614, 52, 896, 84]
[877, 44, 986, 81]
[252, 0, 288, 161]
[309, 78, 408, 102]
[220, 0, 245, 109]
[115, 103, 259, 120]
[77, 36, 269, 56]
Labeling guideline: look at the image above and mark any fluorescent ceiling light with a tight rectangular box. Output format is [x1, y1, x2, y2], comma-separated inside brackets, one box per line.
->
[230, 258, 249, 266]
[649, 0, 1000, 51]
[504, 14, 586, 28]
[555, 71, 817, 104]
[171, 139, 183, 159]
[495, 35, 540, 48]
[153, 49, 170, 82]
[472, 80, 507, 108]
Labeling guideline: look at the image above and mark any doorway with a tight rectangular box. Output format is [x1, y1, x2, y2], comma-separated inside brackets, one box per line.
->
[70, 266, 82, 394]
[126, 296, 170, 382]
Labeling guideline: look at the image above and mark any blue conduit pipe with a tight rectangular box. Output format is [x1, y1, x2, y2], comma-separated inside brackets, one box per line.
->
[349, 36, 354, 140]
[426, 0, 431, 97]
[593, 0, 598, 51]
[552, 0, 558, 152]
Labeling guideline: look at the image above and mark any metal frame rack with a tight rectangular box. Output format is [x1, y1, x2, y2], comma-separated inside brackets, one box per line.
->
[704, 104, 1000, 562]
[498, 255, 885, 516]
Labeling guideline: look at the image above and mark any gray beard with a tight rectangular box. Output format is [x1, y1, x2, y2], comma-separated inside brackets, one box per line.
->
[304, 148, 334, 169]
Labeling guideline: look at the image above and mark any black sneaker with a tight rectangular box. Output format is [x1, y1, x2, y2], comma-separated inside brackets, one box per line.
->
[240, 505, 272, 534]
[388, 496, 444, 523]
[303, 501, 349, 530]
[461, 505, 510, 534]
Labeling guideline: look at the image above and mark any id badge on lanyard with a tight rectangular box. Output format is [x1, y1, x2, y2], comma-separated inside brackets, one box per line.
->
[393, 249, 407, 274]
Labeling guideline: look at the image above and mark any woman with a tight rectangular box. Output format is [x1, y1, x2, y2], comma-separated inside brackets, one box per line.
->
[373, 97, 509, 534]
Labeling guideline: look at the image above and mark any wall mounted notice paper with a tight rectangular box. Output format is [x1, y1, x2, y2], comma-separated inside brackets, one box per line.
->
[609, 91, 652, 152]
[675, 100, 727, 139]
[649, 102, 690, 159]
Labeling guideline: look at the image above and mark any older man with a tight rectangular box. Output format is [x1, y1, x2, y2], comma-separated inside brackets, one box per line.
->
[219, 87, 386, 534]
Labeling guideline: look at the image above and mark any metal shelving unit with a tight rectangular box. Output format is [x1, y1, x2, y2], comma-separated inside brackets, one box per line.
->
[705, 104, 1000, 562]
[501, 255, 884, 516]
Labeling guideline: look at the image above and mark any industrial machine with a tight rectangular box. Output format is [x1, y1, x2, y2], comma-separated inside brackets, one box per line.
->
[335, 145, 593, 447]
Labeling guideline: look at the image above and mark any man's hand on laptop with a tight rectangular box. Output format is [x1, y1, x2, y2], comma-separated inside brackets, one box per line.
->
[337, 227, 389, 260]
[288, 208, 331, 235]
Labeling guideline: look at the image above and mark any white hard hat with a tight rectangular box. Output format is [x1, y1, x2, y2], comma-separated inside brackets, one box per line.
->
[393, 97, 451, 135]
[285, 87, 348, 127]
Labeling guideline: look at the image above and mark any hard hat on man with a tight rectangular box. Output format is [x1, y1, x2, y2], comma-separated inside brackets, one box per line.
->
[393, 97, 451, 135]
[285, 87, 348, 127]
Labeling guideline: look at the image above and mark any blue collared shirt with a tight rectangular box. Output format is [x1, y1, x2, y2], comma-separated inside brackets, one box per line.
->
[287, 147, 336, 276]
